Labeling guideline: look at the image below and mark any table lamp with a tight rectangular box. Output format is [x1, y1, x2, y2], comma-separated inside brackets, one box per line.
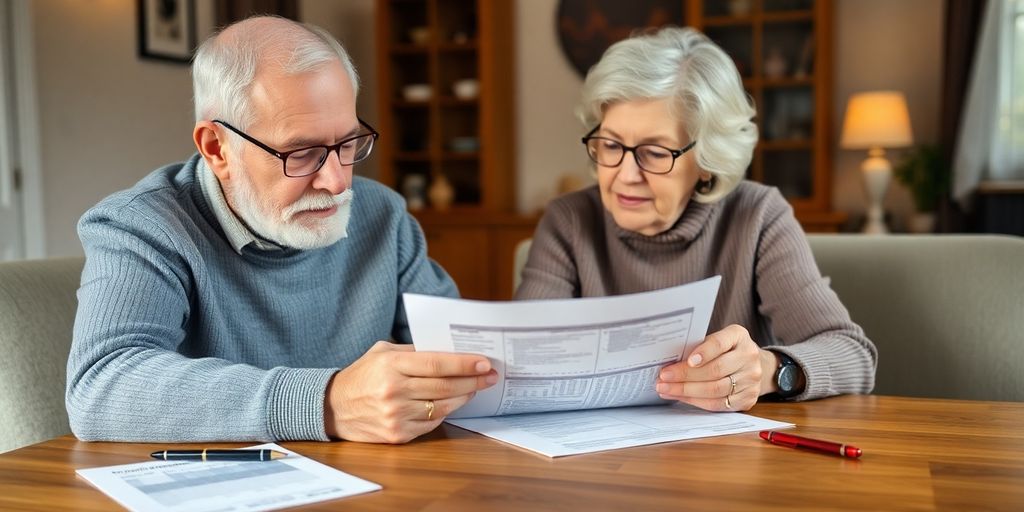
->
[840, 91, 914, 234]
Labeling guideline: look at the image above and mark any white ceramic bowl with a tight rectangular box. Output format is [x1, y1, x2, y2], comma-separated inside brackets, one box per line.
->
[452, 79, 479, 100]
[402, 84, 432, 102]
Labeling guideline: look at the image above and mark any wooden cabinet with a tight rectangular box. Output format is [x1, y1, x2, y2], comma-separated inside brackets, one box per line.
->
[687, 0, 844, 231]
[374, 0, 515, 211]
[376, 0, 530, 299]
[415, 212, 537, 300]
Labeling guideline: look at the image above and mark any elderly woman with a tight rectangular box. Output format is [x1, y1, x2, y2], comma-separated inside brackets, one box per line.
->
[516, 27, 876, 412]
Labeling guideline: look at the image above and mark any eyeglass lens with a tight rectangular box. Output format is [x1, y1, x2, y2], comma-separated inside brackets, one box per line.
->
[285, 134, 376, 177]
[585, 139, 676, 174]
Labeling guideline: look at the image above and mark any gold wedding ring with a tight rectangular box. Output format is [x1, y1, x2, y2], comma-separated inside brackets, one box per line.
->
[728, 374, 737, 395]
[725, 395, 732, 409]
[425, 400, 435, 421]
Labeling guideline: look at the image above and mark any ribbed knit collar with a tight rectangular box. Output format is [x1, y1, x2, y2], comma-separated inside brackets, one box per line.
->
[196, 157, 284, 254]
[608, 197, 717, 244]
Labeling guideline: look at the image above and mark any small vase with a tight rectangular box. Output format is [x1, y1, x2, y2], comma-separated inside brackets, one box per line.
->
[401, 174, 426, 211]
[728, 0, 753, 16]
[764, 47, 787, 79]
[428, 174, 455, 211]
[906, 212, 936, 233]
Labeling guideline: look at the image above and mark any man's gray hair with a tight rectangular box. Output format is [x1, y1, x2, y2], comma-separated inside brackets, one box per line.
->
[192, 16, 360, 131]
[577, 26, 757, 203]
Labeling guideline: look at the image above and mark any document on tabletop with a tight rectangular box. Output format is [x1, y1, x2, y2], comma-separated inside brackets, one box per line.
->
[75, 443, 380, 512]
[405, 277, 721, 419]
[447, 403, 793, 457]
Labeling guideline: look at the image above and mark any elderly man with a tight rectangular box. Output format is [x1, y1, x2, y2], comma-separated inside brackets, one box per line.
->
[66, 16, 496, 444]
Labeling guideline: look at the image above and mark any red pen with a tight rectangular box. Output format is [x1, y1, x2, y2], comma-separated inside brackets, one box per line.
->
[759, 430, 862, 458]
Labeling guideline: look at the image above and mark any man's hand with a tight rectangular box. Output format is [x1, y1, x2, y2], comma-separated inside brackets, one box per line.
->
[324, 341, 497, 443]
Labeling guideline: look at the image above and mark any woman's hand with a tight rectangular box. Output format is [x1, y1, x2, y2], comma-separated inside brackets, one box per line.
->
[655, 324, 779, 411]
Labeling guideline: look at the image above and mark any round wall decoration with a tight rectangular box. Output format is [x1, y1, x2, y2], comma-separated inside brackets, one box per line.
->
[556, 0, 683, 78]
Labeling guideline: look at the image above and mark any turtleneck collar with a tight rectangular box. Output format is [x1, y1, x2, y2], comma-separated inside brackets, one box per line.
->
[607, 197, 718, 245]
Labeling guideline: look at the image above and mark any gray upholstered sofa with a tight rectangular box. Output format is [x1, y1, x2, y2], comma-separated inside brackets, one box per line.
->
[0, 257, 83, 453]
[807, 235, 1023, 402]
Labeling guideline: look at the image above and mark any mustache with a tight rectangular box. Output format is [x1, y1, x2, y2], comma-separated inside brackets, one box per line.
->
[281, 188, 353, 221]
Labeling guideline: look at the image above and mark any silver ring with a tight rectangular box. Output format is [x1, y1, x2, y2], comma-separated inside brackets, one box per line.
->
[724, 395, 732, 409]
[728, 374, 737, 395]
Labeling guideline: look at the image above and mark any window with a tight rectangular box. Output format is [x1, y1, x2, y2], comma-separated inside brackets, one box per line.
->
[953, 0, 1024, 201]
[1008, 0, 1024, 170]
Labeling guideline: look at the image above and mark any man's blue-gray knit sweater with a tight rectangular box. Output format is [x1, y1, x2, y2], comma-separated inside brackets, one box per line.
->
[66, 154, 457, 442]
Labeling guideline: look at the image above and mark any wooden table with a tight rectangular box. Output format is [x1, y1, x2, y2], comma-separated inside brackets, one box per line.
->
[1, 395, 1022, 511]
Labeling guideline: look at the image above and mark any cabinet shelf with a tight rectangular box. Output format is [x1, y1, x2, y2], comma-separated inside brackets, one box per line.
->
[763, 77, 815, 88]
[393, 100, 431, 108]
[744, 76, 816, 88]
[439, 97, 478, 107]
[762, 10, 814, 23]
[702, 16, 754, 27]
[395, 152, 432, 162]
[438, 42, 478, 52]
[760, 140, 813, 150]
[702, 10, 811, 27]
[441, 151, 480, 161]
[390, 44, 430, 55]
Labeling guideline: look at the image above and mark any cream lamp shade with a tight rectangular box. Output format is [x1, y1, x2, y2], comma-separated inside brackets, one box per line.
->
[840, 91, 913, 149]
[840, 91, 914, 234]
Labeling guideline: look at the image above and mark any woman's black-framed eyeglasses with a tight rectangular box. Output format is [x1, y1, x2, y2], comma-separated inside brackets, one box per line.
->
[213, 118, 379, 177]
[581, 125, 697, 175]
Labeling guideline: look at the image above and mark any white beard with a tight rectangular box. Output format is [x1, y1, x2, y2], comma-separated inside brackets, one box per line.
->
[228, 169, 353, 250]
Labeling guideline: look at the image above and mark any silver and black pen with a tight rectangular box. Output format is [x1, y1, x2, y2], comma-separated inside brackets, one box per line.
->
[150, 449, 287, 462]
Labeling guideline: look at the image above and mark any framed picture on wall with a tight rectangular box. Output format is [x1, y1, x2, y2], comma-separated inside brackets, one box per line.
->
[137, 0, 197, 63]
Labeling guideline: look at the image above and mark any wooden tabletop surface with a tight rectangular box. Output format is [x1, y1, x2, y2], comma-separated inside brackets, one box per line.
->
[1, 395, 1022, 511]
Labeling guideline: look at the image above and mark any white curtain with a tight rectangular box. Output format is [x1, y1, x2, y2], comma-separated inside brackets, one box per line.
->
[953, 0, 1024, 204]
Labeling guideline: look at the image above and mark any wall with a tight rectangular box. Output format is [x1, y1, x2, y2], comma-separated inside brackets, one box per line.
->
[515, 0, 591, 214]
[30, 0, 375, 257]
[32, 0, 201, 256]
[832, 0, 944, 230]
[515, 0, 946, 230]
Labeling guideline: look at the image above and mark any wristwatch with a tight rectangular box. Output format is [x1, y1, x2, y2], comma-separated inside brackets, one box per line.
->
[774, 352, 804, 399]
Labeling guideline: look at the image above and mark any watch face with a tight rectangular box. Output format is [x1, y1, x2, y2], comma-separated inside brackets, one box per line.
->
[777, 365, 798, 393]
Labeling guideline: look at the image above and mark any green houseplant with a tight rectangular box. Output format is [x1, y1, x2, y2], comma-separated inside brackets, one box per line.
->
[893, 144, 950, 232]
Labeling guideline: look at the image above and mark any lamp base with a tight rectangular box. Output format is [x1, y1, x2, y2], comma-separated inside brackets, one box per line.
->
[863, 208, 889, 234]
[861, 148, 891, 235]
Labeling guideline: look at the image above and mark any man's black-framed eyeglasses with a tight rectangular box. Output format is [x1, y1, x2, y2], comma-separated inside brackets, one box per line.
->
[213, 118, 379, 177]
[581, 125, 697, 175]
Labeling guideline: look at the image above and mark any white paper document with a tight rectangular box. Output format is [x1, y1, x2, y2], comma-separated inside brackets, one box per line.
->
[405, 277, 721, 419]
[447, 403, 793, 457]
[76, 443, 380, 512]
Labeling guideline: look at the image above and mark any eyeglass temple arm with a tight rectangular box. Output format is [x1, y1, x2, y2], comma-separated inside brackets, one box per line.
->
[213, 120, 284, 158]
